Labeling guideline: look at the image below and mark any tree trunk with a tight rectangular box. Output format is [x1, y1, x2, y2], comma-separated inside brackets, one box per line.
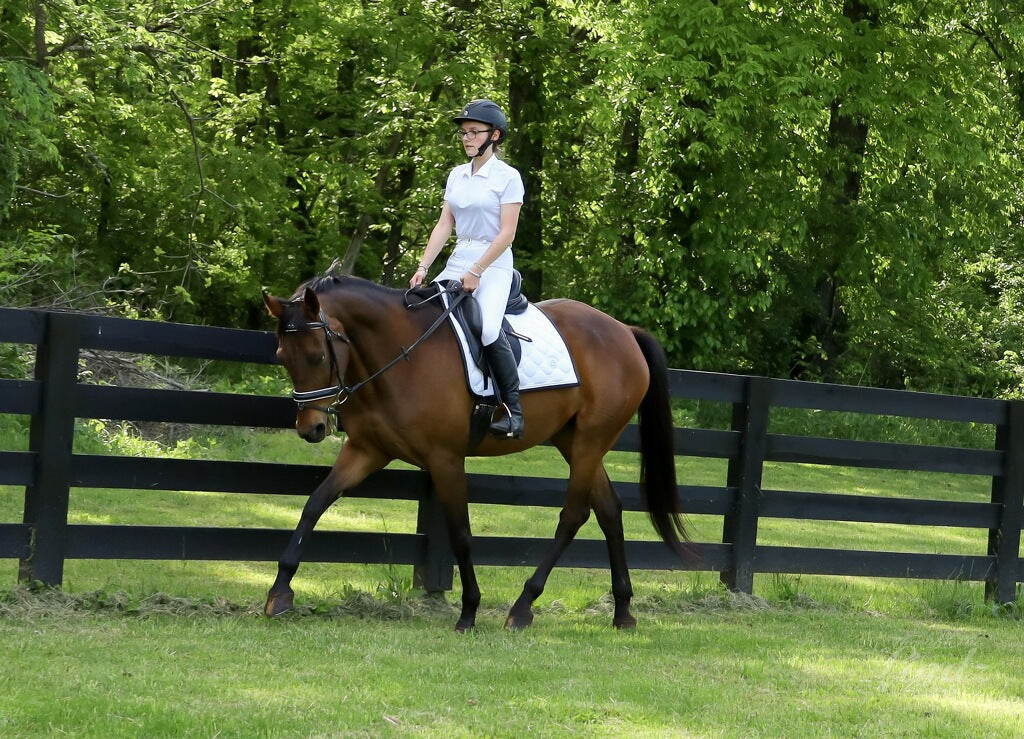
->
[612, 105, 641, 263]
[509, 7, 546, 299]
[798, 0, 875, 379]
[381, 162, 417, 285]
[33, 0, 46, 68]
[339, 131, 406, 275]
[338, 46, 443, 276]
[339, 0, 481, 278]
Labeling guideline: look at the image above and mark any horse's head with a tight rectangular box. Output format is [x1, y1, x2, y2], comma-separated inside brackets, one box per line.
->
[263, 286, 351, 443]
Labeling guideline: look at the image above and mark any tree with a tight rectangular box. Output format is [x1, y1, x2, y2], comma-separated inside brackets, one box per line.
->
[3, 0, 1024, 398]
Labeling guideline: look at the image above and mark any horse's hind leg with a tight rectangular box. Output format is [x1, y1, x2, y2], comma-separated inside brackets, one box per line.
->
[505, 489, 591, 630]
[590, 468, 636, 629]
[505, 436, 596, 630]
[265, 440, 388, 617]
[506, 457, 636, 629]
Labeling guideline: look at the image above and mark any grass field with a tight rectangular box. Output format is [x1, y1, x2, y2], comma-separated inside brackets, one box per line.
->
[2, 587, 1023, 737]
[2, 422, 1023, 736]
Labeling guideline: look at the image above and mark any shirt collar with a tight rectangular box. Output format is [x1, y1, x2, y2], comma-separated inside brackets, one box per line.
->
[460, 155, 498, 178]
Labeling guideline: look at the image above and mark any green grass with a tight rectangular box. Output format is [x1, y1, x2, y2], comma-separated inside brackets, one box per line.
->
[1, 587, 1022, 737]
[2, 421, 1023, 736]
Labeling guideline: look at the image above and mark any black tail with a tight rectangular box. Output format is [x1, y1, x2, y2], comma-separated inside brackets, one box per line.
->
[631, 327, 688, 556]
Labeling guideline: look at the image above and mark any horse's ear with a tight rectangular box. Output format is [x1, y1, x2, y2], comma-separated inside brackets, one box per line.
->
[302, 286, 321, 320]
[326, 257, 342, 276]
[262, 290, 285, 318]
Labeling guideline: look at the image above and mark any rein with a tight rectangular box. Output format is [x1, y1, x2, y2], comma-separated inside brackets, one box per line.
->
[285, 285, 468, 415]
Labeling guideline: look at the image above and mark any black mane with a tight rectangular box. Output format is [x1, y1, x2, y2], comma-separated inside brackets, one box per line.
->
[291, 272, 403, 302]
[280, 270, 440, 335]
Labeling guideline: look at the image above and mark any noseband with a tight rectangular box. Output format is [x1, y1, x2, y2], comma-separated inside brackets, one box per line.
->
[282, 287, 468, 417]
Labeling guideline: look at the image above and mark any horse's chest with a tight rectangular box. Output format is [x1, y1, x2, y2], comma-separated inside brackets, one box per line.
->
[342, 412, 420, 460]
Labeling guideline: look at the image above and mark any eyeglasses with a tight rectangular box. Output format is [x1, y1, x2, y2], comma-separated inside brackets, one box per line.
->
[456, 128, 493, 140]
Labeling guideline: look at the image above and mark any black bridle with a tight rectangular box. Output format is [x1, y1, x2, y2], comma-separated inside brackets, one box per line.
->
[283, 308, 350, 415]
[283, 286, 468, 416]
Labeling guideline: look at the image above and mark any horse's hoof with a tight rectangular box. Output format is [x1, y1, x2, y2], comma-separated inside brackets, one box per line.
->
[504, 610, 534, 631]
[614, 615, 637, 630]
[264, 589, 294, 617]
[454, 619, 475, 634]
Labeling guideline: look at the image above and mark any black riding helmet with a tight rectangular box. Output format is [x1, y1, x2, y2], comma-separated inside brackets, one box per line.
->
[452, 99, 508, 155]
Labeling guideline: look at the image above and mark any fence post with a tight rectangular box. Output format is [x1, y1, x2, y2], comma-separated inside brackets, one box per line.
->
[720, 376, 771, 594]
[413, 474, 454, 592]
[986, 399, 1024, 604]
[19, 311, 82, 587]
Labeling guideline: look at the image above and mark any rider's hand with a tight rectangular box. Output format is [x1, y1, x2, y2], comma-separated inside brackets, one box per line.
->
[461, 271, 480, 293]
[410, 266, 427, 288]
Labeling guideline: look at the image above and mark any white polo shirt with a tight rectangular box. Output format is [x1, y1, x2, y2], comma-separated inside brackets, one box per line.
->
[443, 156, 525, 243]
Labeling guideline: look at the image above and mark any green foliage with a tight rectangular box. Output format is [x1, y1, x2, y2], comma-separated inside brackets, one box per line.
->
[0, 58, 59, 221]
[2, 0, 1024, 395]
[0, 226, 75, 306]
[73, 419, 216, 459]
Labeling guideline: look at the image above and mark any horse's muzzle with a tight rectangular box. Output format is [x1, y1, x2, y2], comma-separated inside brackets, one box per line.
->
[296, 409, 331, 443]
[298, 421, 328, 443]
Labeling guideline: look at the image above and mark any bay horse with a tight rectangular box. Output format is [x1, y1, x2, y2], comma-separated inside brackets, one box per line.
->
[261, 270, 686, 631]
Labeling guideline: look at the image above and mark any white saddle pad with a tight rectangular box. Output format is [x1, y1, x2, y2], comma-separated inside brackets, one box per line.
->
[441, 294, 580, 398]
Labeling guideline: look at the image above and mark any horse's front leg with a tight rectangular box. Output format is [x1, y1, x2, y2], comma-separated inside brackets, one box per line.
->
[265, 439, 389, 617]
[429, 458, 479, 632]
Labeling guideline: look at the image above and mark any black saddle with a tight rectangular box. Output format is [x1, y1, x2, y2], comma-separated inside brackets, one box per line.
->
[405, 270, 530, 373]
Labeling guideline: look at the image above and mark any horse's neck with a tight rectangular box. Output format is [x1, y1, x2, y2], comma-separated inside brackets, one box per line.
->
[326, 288, 423, 381]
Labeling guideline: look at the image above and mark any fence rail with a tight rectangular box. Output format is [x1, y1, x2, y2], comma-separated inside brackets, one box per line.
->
[1, 307, 1021, 602]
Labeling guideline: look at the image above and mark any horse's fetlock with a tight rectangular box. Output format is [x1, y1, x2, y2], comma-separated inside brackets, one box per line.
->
[523, 578, 545, 600]
[612, 577, 633, 602]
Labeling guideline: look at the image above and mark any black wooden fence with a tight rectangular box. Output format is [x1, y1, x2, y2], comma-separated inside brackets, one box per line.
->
[1, 307, 1022, 602]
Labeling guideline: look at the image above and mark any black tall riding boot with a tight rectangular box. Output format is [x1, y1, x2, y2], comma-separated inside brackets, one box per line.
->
[483, 333, 525, 439]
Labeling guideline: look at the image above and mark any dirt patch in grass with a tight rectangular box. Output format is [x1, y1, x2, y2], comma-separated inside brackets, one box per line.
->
[0, 583, 830, 625]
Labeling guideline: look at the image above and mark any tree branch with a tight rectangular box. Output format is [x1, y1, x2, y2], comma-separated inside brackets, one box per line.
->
[960, 21, 1005, 64]
[14, 184, 72, 198]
